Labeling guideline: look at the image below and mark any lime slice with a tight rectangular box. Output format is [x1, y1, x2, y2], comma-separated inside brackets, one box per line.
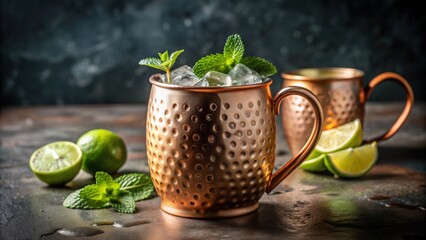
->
[316, 119, 363, 153]
[29, 141, 82, 185]
[323, 156, 338, 176]
[307, 149, 322, 160]
[300, 154, 326, 172]
[324, 141, 378, 178]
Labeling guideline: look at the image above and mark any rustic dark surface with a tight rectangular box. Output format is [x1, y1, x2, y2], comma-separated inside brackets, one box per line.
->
[0, 103, 425, 239]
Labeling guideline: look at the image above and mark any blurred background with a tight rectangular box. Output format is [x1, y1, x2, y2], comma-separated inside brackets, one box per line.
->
[1, 0, 425, 106]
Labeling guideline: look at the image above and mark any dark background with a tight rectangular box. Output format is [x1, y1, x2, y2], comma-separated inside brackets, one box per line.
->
[1, 0, 425, 106]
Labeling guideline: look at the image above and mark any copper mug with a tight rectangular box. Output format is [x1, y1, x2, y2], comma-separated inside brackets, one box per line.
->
[146, 74, 324, 218]
[281, 68, 414, 154]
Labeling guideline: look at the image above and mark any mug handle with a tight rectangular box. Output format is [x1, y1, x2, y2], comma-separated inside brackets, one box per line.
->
[266, 86, 324, 193]
[363, 72, 414, 143]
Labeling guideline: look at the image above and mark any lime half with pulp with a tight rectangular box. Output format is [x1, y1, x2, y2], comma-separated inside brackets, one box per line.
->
[316, 119, 363, 153]
[324, 141, 378, 178]
[29, 141, 82, 185]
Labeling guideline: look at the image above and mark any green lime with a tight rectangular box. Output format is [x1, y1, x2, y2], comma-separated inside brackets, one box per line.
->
[324, 156, 338, 176]
[324, 141, 378, 178]
[29, 141, 82, 185]
[300, 154, 327, 172]
[316, 119, 363, 153]
[77, 129, 127, 175]
[307, 149, 322, 160]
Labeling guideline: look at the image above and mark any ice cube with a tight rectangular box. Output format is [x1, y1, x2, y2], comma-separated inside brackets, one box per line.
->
[169, 65, 200, 86]
[194, 79, 209, 86]
[172, 72, 200, 86]
[201, 71, 232, 86]
[228, 63, 262, 85]
[171, 65, 192, 78]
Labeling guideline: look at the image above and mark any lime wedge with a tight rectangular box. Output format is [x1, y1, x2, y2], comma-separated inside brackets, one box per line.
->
[29, 141, 82, 185]
[316, 119, 363, 153]
[306, 149, 322, 160]
[300, 154, 327, 172]
[324, 142, 378, 178]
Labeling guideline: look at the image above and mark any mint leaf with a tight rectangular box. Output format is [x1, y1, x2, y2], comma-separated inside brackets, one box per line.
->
[139, 49, 185, 83]
[63, 189, 110, 209]
[168, 49, 184, 69]
[80, 184, 119, 203]
[115, 173, 155, 201]
[110, 194, 136, 214]
[138, 58, 166, 72]
[240, 56, 277, 78]
[94, 172, 121, 198]
[96, 171, 116, 185]
[158, 50, 169, 62]
[223, 34, 244, 65]
[193, 53, 230, 78]
[63, 173, 121, 210]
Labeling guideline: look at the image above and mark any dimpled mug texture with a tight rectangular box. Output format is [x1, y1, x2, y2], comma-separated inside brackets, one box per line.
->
[146, 75, 276, 218]
[281, 68, 414, 155]
[282, 78, 362, 154]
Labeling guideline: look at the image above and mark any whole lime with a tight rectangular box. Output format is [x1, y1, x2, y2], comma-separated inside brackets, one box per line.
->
[77, 129, 127, 175]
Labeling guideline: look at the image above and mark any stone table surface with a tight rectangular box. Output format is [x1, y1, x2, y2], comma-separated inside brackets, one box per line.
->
[1, 103, 425, 240]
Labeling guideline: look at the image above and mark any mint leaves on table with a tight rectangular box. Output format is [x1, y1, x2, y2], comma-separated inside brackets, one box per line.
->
[193, 34, 277, 78]
[63, 172, 154, 214]
[139, 49, 184, 83]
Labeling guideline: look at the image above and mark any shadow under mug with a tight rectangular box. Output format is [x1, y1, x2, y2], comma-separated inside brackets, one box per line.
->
[146, 74, 324, 218]
[281, 67, 414, 154]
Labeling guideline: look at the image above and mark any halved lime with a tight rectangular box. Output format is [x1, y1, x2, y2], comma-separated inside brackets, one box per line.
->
[316, 119, 363, 153]
[324, 141, 378, 178]
[29, 141, 82, 185]
[300, 154, 327, 172]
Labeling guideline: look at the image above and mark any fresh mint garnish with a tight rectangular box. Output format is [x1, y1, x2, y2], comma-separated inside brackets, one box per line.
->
[192, 53, 229, 78]
[240, 56, 277, 78]
[63, 172, 154, 214]
[110, 193, 136, 214]
[223, 34, 244, 65]
[193, 34, 277, 78]
[115, 173, 155, 201]
[139, 49, 184, 83]
[63, 189, 110, 209]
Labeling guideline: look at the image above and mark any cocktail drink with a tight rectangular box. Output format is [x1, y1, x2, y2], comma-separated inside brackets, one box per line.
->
[281, 68, 414, 154]
[141, 35, 324, 218]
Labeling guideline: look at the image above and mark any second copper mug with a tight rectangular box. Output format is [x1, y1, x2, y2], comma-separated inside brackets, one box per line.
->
[146, 75, 323, 218]
[281, 68, 414, 154]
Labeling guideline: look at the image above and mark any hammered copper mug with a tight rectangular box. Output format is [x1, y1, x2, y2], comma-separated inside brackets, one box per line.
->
[146, 74, 324, 218]
[281, 68, 414, 154]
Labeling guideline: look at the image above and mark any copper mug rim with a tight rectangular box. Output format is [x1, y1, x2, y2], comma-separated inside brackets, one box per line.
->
[282, 67, 365, 82]
[150, 74, 272, 92]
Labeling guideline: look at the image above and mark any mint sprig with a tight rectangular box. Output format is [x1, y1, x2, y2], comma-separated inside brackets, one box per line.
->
[63, 172, 154, 214]
[193, 34, 277, 78]
[139, 49, 184, 83]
